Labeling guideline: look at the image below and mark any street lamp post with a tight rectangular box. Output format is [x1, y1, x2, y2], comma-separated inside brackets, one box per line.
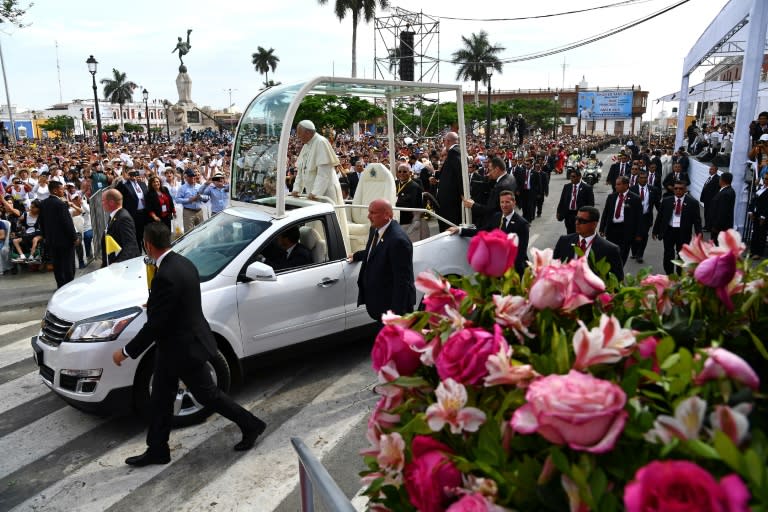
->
[553, 93, 559, 139]
[142, 88, 150, 144]
[485, 65, 493, 151]
[86, 55, 105, 155]
[162, 100, 171, 141]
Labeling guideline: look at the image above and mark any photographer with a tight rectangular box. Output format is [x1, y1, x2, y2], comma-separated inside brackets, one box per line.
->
[749, 134, 768, 182]
[750, 112, 768, 144]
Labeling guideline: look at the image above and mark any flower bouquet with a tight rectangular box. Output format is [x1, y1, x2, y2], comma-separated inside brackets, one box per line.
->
[359, 229, 768, 511]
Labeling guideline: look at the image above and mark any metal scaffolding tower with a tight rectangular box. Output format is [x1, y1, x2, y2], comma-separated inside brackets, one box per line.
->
[373, 7, 440, 84]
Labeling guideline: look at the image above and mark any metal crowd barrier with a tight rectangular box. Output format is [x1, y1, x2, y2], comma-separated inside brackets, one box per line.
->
[290, 437, 356, 512]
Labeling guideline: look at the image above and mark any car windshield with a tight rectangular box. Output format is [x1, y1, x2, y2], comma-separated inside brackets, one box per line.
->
[172, 212, 271, 281]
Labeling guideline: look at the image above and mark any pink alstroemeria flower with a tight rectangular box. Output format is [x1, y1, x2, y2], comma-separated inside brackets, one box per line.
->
[695, 347, 760, 391]
[377, 432, 406, 474]
[484, 345, 538, 388]
[425, 378, 486, 434]
[492, 294, 533, 341]
[694, 251, 738, 310]
[710, 404, 752, 446]
[572, 314, 637, 371]
[680, 229, 745, 267]
[644, 396, 706, 444]
[528, 247, 555, 275]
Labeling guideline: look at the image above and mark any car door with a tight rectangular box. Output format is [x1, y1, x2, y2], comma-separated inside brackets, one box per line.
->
[235, 217, 346, 355]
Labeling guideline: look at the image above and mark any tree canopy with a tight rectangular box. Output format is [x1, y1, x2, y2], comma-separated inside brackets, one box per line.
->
[100, 69, 137, 129]
[0, 0, 32, 27]
[294, 95, 384, 132]
[39, 115, 74, 137]
[252, 46, 279, 87]
[452, 31, 505, 107]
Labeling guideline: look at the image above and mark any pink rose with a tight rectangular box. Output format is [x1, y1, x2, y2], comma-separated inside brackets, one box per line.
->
[695, 252, 737, 306]
[624, 460, 750, 512]
[467, 229, 518, 277]
[446, 493, 489, 512]
[510, 370, 628, 453]
[436, 324, 508, 385]
[695, 347, 760, 391]
[371, 325, 424, 376]
[529, 257, 605, 312]
[404, 436, 462, 512]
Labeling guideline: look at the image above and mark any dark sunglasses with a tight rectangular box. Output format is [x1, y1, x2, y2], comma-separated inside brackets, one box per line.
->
[575, 217, 596, 224]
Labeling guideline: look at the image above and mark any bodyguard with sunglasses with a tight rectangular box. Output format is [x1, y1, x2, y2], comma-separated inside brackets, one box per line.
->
[553, 206, 624, 281]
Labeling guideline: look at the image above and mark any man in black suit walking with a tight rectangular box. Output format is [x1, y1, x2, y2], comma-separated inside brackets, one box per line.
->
[652, 181, 702, 275]
[710, 171, 736, 242]
[461, 156, 516, 227]
[101, 189, 141, 267]
[116, 169, 149, 251]
[113, 223, 266, 466]
[514, 156, 541, 222]
[606, 152, 630, 191]
[599, 176, 641, 264]
[435, 131, 464, 231]
[553, 206, 624, 281]
[350, 199, 415, 322]
[699, 164, 722, 231]
[663, 162, 691, 189]
[451, 190, 529, 275]
[629, 170, 661, 264]
[39, 180, 78, 288]
[556, 168, 594, 234]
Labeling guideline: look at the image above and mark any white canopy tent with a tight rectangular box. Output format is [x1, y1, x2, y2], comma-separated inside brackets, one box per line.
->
[657, 80, 768, 103]
[665, 0, 767, 233]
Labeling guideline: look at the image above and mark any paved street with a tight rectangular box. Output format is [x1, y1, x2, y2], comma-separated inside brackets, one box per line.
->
[0, 145, 672, 511]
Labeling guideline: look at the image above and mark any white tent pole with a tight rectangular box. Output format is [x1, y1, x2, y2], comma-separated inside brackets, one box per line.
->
[674, 75, 690, 151]
[731, 0, 768, 233]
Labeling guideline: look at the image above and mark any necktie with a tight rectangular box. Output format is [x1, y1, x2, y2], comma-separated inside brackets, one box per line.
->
[367, 230, 379, 261]
[675, 198, 682, 215]
[525, 169, 530, 190]
[630, 175, 636, 186]
[620, 164, 625, 176]
[640, 187, 645, 201]
[579, 238, 587, 252]
[570, 185, 578, 210]
[614, 193, 624, 219]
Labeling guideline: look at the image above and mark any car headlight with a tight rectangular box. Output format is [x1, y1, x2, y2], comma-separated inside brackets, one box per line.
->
[67, 307, 142, 342]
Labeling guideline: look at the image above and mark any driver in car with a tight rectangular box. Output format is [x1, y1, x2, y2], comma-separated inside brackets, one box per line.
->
[267, 225, 312, 271]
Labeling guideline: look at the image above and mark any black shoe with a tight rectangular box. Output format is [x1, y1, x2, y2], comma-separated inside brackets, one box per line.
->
[125, 450, 171, 467]
[234, 417, 266, 451]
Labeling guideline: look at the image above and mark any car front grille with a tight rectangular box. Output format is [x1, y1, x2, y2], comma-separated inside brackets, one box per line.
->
[39, 312, 73, 347]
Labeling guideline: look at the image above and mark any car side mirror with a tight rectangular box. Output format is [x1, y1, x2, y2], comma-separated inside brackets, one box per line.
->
[244, 261, 277, 282]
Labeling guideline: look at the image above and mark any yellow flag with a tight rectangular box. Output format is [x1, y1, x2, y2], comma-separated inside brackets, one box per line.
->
[105, 235, 122, 256]
[145, 262, 156, 290]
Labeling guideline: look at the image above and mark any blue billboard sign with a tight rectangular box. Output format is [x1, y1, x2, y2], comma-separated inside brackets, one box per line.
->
[578, 91, 633, 119]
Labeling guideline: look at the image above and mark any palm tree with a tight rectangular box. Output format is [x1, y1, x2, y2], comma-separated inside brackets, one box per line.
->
[318, 0, 389, 78]
[252, 47, 279, 88]
[452, 31, 505, 107]
[100, 69, 137, 131]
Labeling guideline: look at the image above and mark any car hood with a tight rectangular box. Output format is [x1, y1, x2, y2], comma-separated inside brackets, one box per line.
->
[49, 258, 149, 322]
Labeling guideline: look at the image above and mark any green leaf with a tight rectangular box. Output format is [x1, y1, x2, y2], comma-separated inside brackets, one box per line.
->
[713, 430, 745, 474]
[398, 414, 433, 435]
[636, 369, 662, 382]
[656, 336, 675, 363]
[660, 353, 680, 370]
[743, 327, 768, 360]
[391, 376, 431, 389]
[744, 449, 766, 487]
[682, 439, 720, 460]
[589, 467, 608, 505]
[550, 447, 570, 475]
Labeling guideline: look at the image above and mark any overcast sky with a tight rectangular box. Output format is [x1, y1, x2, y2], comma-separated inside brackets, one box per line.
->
[0, 0, 727, 117]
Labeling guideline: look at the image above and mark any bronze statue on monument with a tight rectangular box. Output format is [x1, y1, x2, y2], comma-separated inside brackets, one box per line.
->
[172, 29, 193, 72]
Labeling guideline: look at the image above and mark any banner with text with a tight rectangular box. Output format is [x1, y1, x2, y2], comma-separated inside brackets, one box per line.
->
[577, 91, 633, 119]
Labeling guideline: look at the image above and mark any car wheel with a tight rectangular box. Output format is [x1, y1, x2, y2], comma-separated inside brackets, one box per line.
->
[133, 349, 232, 428]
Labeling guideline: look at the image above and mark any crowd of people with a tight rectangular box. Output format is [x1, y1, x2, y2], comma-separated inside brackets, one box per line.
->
[2, 111, 766, 286]
[0, 137, 232, 283]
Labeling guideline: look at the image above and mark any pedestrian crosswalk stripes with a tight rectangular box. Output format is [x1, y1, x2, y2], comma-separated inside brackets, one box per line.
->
[0, 320, 376, 512]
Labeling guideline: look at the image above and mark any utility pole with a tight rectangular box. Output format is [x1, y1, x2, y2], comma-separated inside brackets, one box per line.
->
[561, 57, 568, 90]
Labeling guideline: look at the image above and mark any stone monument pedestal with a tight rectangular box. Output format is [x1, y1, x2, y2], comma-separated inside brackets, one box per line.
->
[167, 68, 216, 135]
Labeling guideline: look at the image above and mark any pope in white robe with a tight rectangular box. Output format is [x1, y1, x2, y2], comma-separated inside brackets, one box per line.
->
[292, 119, 349, 251]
